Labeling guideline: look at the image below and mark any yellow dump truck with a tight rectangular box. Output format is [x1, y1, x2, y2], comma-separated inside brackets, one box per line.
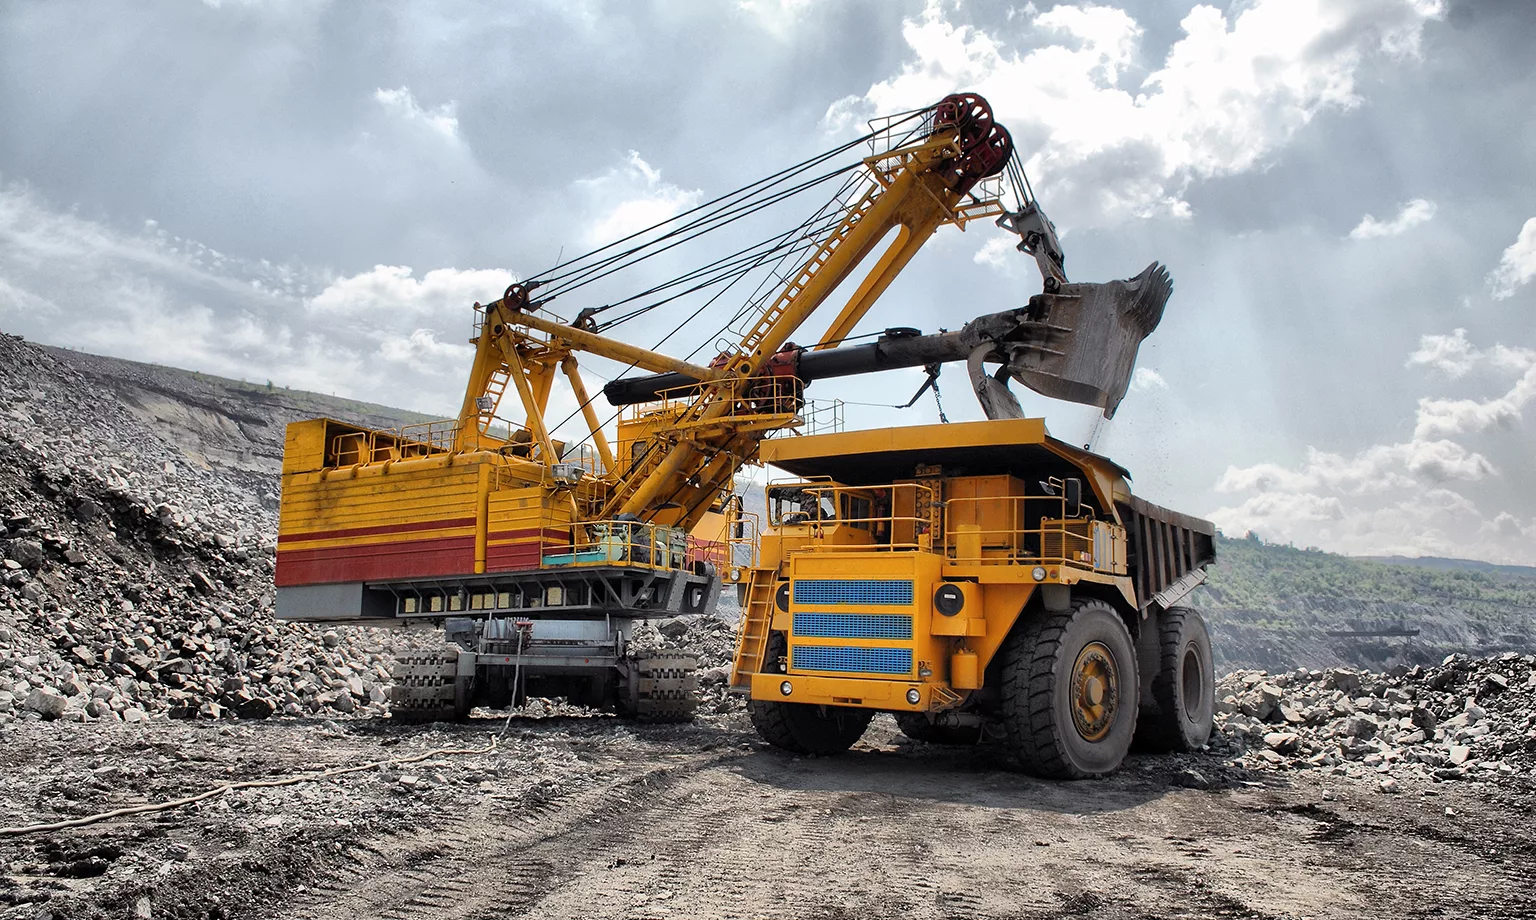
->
[726, 419, 1216, 778]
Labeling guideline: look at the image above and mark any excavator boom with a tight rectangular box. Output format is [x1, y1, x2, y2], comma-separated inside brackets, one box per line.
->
[604, 262, 1172, 420]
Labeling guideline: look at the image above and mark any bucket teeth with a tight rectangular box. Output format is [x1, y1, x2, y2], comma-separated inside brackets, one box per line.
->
[994, 261, 1175, 419]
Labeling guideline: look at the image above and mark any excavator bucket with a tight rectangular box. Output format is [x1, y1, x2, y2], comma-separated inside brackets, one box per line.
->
[986, 262, 1172, 419]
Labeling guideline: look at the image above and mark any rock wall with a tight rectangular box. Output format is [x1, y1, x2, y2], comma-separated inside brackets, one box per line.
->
[0, 333, 423, 724]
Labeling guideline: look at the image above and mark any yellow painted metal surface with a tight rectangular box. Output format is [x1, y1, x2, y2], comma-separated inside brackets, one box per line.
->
[732, 414, 1154, 715]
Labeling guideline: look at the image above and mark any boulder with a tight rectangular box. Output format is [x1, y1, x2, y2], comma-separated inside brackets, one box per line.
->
[24, 686, 68, 719]
[6, 540, 46, 571]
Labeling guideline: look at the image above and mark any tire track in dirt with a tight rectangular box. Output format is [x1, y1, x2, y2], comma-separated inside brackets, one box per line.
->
[274, 736, 1536, 920]
[282, 750, 738, 920]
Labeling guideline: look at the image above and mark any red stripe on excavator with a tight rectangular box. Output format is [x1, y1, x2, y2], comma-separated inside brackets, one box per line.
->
[275, 535, 476, 586]
[277, 517, 477, 545]
[485, 542, 545, 571]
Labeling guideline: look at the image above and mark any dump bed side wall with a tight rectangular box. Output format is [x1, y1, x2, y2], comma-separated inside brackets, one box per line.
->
[1116, 495, 1216, 610]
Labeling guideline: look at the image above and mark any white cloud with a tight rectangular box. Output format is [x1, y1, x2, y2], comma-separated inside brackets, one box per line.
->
[377, 328, 473, 364]
[973, 235, 1016, 270]
[573, 150, 703, 246]
[1129, 367, 1167, 391]
[737, 0, 815, 37]
[309, 264, 514, 316]
[1348, 197, 1436, 239]
[374, 87, 460, 143]
[1211, 329, 1535, 563]
[1407, 328, 1478, 376]
[1211, 485, 1527, 563]
[1407, 327, 1536, 377]
[1412, 364, 1536, 440]
[827, 0, 1444, 225]
[0, 180, 514, 415]
[1488, 216, 1536, 300]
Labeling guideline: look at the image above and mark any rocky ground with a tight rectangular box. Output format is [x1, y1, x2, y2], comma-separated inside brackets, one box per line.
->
[1214, 654, 1536, 789]
[0, 333, 431, 727]
[2, 708, 1534, 920]
[3, 330, 1536, 918]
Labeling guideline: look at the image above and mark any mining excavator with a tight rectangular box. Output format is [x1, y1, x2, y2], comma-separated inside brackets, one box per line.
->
[274, 93, 1214, 776]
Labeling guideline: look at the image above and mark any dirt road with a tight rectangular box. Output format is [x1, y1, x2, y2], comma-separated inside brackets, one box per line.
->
[3, 713, 1534, 920]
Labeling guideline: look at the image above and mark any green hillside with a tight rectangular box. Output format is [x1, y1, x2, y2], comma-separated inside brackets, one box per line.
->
[1196, 534, 1536, 671]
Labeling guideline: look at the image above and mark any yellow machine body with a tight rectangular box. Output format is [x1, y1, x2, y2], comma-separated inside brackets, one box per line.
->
[729, 418, 1209, 716]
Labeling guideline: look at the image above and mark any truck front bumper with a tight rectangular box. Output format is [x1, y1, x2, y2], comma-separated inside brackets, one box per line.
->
[748, 672, 936, 712]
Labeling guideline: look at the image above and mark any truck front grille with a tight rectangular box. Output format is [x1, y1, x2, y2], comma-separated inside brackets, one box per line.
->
[791, 645, 913, 675]
[792, 613, 913, 640]
[793, 579, 914, 606]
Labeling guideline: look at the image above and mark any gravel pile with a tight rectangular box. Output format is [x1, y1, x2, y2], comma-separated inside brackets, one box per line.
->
[0, 333, 417, 725]
[1212, 653, 1536, 789]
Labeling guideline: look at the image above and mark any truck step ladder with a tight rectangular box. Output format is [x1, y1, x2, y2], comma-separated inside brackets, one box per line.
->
[729, 568, 777, 688]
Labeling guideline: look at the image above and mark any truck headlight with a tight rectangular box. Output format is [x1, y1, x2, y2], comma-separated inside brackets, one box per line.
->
[780, 680, 793, 696]
[1032, 566, 1047, 582]
[905, 688, 921, 705]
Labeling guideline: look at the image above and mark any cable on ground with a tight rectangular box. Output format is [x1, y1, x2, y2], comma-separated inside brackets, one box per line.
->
[0, 739, 500, 837]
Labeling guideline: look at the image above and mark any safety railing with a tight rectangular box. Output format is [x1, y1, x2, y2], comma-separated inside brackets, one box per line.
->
[540, 520, 691, 572]
[328, 419, 573, 470]
[686, 534, 730, 571]
[801, 398, 844, 435]
[941, 495, 1118, 572]
[724, 507, 763, 570]
[328, 421, 456, 467]
[620, 375, 806, 431]
[395, 419, 461, 453]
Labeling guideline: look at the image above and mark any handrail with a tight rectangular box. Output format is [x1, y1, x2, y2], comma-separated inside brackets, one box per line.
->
[620, 374, 807, 430]
[767, 481, 941, 552]
[762, 482, 1120, 573]
[941, 494, 1108, 568]
[540, 519, 692, 572]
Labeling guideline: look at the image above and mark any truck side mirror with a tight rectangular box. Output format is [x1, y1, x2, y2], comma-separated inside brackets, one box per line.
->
[1064, 478, 1082, 517]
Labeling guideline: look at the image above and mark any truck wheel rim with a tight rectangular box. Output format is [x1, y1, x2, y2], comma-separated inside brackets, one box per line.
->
[1181, 645, 1203, 719]
[1070, 641, 1118, 742]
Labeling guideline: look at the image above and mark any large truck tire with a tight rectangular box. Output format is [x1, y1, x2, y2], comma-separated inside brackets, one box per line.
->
[1134, 606, 1215, 752]
[999, 599, 1138, 779]
[895, 712, 982, 745]
[748, 701, 873, 755]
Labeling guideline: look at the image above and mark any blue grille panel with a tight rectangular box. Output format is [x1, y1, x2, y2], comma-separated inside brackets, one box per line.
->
[793, 613, 913, 640]
[792, 645, 913, 675]
[793, 579, 914, 606]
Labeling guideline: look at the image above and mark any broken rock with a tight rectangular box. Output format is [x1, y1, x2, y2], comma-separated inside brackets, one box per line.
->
[24, 686, 68, 719]
[6, 539, 46, 570]
[1264, 731, 1300, 754]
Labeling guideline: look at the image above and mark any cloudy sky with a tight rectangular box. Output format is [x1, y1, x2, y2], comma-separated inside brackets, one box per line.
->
[2, 0, 1533, 564]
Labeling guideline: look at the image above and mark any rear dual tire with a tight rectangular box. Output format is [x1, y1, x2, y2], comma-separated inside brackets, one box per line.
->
[1134, 606, 1215, 752]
